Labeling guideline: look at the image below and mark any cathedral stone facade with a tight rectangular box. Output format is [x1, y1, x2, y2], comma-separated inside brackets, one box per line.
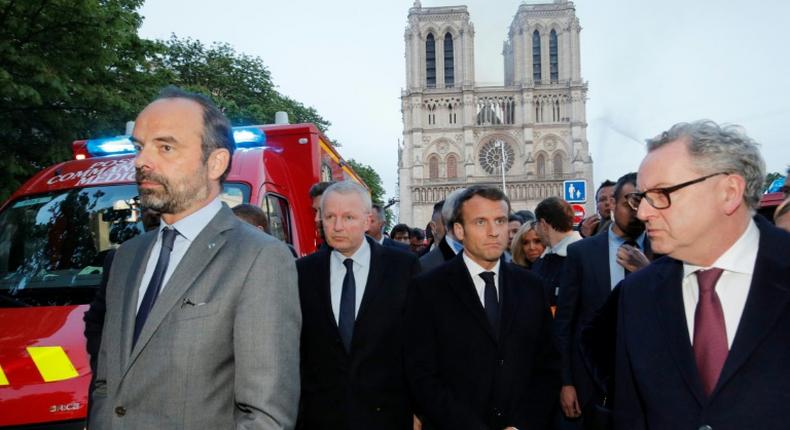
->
[398, 0, 593, 227]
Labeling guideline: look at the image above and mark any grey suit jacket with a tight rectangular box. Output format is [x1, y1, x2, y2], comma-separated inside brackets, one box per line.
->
[90, 204, 301, 429]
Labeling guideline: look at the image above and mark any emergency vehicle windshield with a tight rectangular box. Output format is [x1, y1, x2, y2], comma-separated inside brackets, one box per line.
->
[0, 184, 143, 307]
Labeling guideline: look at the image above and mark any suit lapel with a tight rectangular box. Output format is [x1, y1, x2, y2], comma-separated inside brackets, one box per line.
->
[653, 258, 705, 405]
[355, 238, 384, 330]
[316, 247, 339, 340]
[448, 254, 498, 344]
[498, 261, 517, 343]
[119, 231, 158, 372]
[124, 206, 235, 373]
[713, 220, 790, 397]
[592, 234, 612, 294]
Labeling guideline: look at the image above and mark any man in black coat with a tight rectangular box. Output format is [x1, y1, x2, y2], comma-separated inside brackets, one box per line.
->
[297, 181, 420, 429]
[615, 120, 790, 429]
[554, 172, 652, 428]
[405, 185, 559, 430]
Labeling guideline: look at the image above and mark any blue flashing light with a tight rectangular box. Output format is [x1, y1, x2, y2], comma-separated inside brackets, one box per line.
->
[233, 126, 266, 148]
[86, 136, 136, 157]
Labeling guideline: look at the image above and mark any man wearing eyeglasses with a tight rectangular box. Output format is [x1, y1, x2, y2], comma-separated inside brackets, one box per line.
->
[614, 120, 790, 430]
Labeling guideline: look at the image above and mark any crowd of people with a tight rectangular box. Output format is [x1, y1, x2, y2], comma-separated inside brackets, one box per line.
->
[83, 87, 790, 430]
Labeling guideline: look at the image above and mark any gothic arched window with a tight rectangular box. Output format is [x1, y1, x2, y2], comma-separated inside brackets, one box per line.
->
[428, 155, 439, 179]
[553, 152, 564, 176]
[532, 30, 542, 83]
[550, 30, 558, 82]
[426, 33, 436, 88]
[444, 32, 454, 87]
[537, 153, 546, 177]
[446, 154, 458, 178]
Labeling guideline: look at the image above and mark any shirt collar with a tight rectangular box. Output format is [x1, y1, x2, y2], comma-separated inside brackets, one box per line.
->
[462, 251, 501, 279]
[543, 231, 582, 257]
[607, 224, 647, 249]
[160, 197, 222, 241]
[331, 237, 371, 268]
[445, 235, 463, 254]
[683, 219, 759, 278]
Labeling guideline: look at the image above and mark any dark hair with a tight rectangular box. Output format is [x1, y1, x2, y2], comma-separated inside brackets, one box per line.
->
[449, 185, 511, 227]
[156, 86, 235, 182]
[515, 209, 536, 224]
[433, 199, 445, 216]
[596, 180, 616, 199]
[508, 213, 524, 224]
[309, 181, 335, 199]
[232, 204, 268, 232]
[534, 196, 574, 232]
[390, 223, 411, 239]
[411, 227, 425, 240]
[613, 172, 638, 202]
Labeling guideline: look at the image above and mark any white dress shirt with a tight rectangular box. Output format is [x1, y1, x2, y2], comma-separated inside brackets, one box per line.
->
[137, 197, 222, 311]
[462, 252, 501, 306]
[329, 239, 371, 323]
[682, 219, 759, 348]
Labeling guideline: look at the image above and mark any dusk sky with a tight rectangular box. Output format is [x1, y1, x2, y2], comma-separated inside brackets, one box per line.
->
[139, 0, 790, 210]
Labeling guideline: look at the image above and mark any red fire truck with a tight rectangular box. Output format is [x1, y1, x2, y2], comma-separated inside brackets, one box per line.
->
[0, 122, 363, 427]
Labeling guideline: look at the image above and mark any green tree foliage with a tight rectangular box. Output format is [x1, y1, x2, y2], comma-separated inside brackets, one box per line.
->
[0, 1, 331, 202]
[346, 159, 393, 226]
[0, 0, 162, 201]
[154, 36, 331, 130]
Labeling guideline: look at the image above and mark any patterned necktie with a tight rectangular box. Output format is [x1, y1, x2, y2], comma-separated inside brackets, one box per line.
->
[693, 267, 728, 396]
[338, 258, 356, 352]
[479, 271, 499, 336]
[133, 227, 178, 347]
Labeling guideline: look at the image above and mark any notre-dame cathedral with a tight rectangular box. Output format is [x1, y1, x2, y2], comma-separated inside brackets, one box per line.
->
[398, 0, 593, 227]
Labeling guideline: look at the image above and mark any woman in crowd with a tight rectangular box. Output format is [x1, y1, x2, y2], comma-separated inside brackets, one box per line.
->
[510, 221, 545, 269]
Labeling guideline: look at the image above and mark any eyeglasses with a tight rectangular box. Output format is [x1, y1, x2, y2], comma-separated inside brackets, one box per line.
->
[626, 172, 729, 211]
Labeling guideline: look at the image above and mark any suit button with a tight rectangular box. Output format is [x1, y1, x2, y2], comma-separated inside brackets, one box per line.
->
[493, 408, 503, 417]
[498, 359, 504, 366]
[375, 407, 382, 412]
[698, 426, 712, 430]
[115, 406, 126, 417]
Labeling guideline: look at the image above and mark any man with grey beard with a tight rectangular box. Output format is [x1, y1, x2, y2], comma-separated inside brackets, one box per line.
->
[89, 87, 301, 429]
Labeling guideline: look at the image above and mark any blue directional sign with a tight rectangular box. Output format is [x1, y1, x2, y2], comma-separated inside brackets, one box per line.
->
[563, 179, 587, 203]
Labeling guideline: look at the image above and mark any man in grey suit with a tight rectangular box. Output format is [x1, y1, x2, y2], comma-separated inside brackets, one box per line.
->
[89, 87, 301, 429]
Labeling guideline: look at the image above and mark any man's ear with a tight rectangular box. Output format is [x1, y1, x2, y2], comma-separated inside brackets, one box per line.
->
[721, 174, 747, 215]
[207, 149, 230, 181]
[453, 222, 465, 242]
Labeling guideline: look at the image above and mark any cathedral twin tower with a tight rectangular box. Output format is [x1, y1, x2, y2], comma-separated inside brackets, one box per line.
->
[399, 0, 593, 227]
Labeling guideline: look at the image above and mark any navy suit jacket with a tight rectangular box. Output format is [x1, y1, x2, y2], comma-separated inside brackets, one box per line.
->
[297, 237, 421, 429]
[554, 232, 652, 406]
[614, 216, 790, 429]
[405, 254, 559, 430]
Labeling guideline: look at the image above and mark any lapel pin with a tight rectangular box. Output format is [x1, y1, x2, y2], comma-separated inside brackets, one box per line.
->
[208, 242, 216, 249]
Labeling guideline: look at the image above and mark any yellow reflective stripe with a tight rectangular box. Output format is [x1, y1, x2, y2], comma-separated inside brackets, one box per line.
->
[27, 346, 79, 382]
[0, 365, 8, 385]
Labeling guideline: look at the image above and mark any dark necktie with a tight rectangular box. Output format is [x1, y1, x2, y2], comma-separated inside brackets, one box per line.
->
[338, 258, 356, 353]
[133, 227, 177, 347]
[693, 268, 728, 396]
[623, 239, 639, 276]
[479, 271, 500, 335]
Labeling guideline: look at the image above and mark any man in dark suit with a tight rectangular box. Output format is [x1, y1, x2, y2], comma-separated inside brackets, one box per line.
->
[367, 203, 410, 252]
[90, 87, 300, 428]
[405, 185, 559, 430]
[297, 181, 421, 429]
[615, 120, 790, 429]
[554, 172, 652, 428]
[420, 188, 466, 272]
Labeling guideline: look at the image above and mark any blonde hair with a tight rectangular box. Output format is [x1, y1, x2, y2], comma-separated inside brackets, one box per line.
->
[510, 222, 538, 267]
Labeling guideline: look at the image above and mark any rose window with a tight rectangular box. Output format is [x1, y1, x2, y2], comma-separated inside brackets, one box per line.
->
[478, 139, 515, 174]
